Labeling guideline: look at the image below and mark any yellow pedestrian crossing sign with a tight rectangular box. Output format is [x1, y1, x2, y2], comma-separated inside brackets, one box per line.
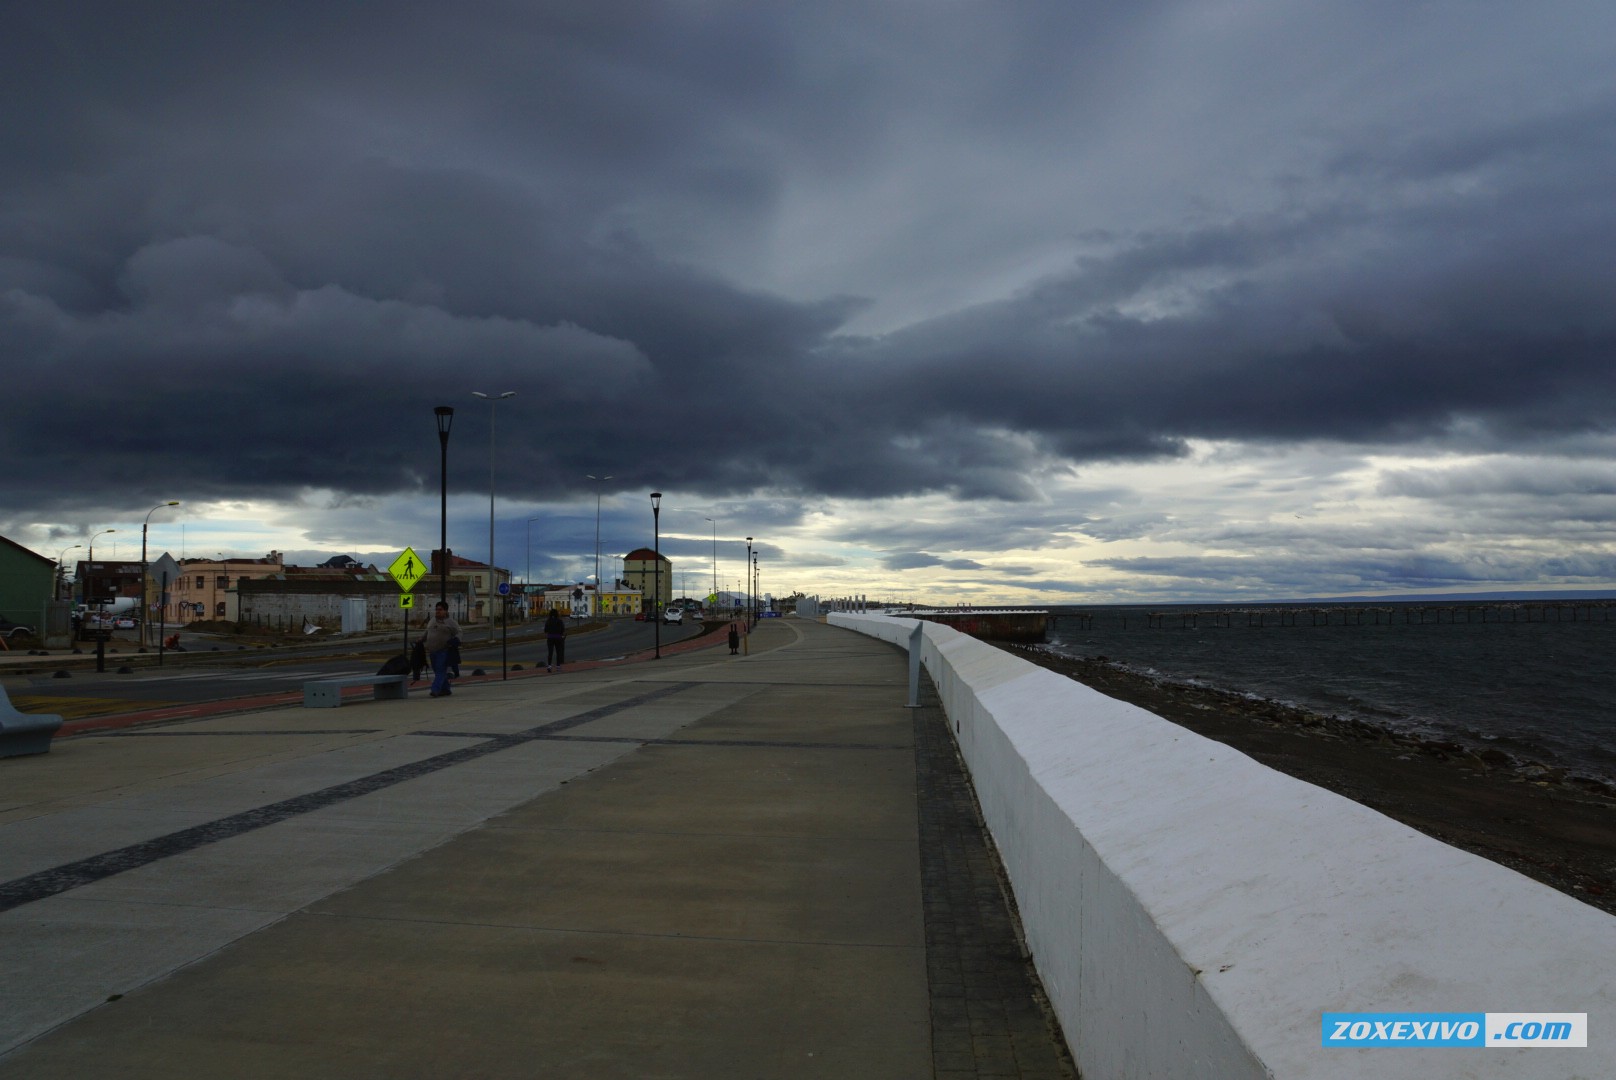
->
[389, 547, 427, 592]
[399, 594, 415, 609]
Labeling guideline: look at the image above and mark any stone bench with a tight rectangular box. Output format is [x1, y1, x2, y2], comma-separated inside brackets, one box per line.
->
[303, 673, 409, 709]
[0, 685, 64, 757]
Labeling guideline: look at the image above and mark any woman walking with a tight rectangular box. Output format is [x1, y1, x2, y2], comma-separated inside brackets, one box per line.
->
[545, 608, 567, 671]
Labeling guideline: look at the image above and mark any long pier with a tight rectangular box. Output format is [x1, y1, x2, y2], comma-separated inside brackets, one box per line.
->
[1057, 600, 1616, 629]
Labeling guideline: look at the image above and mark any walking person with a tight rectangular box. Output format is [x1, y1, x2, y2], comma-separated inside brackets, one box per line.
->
[423, 601, 461, 698]
[545, 608, 567, 671]
[727, 621, 740, 655]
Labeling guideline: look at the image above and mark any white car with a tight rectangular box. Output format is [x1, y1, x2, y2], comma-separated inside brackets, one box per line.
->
[663, 608, 683, 624]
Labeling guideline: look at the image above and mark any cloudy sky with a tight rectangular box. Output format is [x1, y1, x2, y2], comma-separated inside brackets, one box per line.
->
[6, 1, 1616, 604]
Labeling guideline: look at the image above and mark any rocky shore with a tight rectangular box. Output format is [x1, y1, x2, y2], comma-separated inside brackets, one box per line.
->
[1004, 644, 1616, 917]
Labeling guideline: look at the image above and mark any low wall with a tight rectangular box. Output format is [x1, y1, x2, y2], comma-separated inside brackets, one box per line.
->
[832, 613, 1616, 1079]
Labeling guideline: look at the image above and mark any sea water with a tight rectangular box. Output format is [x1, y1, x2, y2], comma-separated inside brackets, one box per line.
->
[1044, 605, 1616, 784]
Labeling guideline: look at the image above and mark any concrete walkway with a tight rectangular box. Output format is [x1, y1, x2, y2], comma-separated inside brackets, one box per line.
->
[0, 619, 1073, 1078]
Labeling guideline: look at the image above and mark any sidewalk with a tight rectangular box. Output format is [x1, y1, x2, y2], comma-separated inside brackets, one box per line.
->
[0, 619, 1073, 1078]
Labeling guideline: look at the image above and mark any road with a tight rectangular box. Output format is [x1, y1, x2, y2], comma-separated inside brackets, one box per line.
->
[6, 617, 712, 722]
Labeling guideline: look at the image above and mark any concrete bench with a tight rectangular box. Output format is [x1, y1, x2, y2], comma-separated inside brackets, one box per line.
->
[302, 673, 409, 709]
[0, 685, 64, 757]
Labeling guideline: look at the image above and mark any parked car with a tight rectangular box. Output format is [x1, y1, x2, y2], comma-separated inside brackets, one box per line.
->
[113, 616, 138, 629]
[0, 617, 33, 638]
[663, 608, 684, 624]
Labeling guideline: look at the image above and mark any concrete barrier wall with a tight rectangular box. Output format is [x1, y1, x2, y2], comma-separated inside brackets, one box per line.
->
[831, 612, 1616, 1079]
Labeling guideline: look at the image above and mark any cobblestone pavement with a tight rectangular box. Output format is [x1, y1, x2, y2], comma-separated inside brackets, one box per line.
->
[914, 683, 1079, 1079]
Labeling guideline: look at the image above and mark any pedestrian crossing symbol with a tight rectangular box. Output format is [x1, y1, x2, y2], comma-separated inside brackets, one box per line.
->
[389, 547, 427, 593]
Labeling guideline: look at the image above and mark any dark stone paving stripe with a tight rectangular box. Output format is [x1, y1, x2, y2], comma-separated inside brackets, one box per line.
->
[80, 730, 384, 738]
[913, 681, 1078, 1079]
[413, 731, 909, 751]
[0, 682, 699, 915]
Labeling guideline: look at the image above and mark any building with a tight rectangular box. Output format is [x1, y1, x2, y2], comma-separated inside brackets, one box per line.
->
[429, 549, 512, 625]
[238, 576, 472, 633]
[621, 548, 672, 610]
[537, 583, 643, 617]
[153, 553, 287, 623]
[0, 535, 54, 632]
[77, 559, 142, 609]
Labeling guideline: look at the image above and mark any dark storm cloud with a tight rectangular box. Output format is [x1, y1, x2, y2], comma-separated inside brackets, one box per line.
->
[4, 1, 1615, 540]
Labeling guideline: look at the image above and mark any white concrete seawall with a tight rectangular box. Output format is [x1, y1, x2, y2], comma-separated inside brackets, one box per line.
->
[831, 612, 1616, 1079]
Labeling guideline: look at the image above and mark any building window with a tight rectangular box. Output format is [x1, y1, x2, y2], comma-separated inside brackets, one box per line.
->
[216, 576, 229, 589]
[195, 576, 205, 589]
[216, 602, 227, 617]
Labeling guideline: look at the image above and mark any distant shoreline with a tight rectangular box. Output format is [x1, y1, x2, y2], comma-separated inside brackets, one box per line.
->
[1002, 643, 1616, 917]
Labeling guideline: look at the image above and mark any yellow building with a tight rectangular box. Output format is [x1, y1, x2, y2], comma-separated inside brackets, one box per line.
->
[621, 548, 671, 610]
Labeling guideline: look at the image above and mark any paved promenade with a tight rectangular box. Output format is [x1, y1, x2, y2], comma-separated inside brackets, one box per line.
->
[0, 619, 1073, 1078]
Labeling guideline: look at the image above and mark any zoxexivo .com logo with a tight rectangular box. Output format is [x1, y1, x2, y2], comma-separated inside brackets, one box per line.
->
[1322, 1013, 1587, 1048]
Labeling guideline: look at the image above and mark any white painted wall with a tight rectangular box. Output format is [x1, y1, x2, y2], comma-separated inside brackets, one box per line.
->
[831, 612, 1616, 1080]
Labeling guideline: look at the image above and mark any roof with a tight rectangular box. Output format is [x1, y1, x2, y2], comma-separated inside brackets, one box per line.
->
[622, 548, 670, 563]
[0, 535, 53, 567]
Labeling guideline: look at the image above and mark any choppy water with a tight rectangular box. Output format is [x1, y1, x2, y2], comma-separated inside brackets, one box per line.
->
[1043, 604, 1616, 784]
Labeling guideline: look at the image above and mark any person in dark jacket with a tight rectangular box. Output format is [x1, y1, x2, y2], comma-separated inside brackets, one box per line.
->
[728, 621, 740, 655]
[545, 609, 567, 671]
[422, 601, 461, 697]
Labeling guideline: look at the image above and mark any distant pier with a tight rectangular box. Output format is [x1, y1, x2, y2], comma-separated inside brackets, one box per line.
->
[1056, 599, 1616, 630]
[910, 608, 1050, 643]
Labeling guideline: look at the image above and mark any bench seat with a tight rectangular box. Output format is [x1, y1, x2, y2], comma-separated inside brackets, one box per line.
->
[303, 673, 410, 709]
[0, 686, 65, 757]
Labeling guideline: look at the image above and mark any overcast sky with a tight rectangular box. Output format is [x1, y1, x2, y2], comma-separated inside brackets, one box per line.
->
[6, 1, 1616, 603]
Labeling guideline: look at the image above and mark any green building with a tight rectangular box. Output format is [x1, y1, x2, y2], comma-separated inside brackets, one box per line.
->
[0, 535, 54, 633]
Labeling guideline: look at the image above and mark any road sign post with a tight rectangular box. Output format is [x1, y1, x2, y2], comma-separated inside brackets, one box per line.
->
[390, 547, 427, 667]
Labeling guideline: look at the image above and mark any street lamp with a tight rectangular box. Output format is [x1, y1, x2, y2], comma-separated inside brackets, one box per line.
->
[525, 514, 542, 615]
[745, 537, 753, 624]
[88, 529, 116, 562]
[472, 390, 516, 640]
[435, 406, 455, 605]
[651, 492, 662, 659]
[704, 517, 718, 606]
[56, 543, 81, 600]
[140, 501, 180, 645]
[587, 474, 613, 615]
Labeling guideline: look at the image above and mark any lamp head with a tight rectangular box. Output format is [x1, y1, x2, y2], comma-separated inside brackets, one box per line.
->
[434, 405, 455, 437]
[650, 491, 662, 511]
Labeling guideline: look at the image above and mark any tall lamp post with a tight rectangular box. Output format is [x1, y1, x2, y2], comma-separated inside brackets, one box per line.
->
[88, 529, 115, 562]
[704, 517, 718, 607]
[651, 492, 662, 659]
[587, 474, 613, 615]
[140, 501, 180, 645]
[745, 537, 753, 624]
[56, 543, 81, 600]
[525, 514, 541, 617]
[472, 391, 515, 640]
[435, 406, 455, 606]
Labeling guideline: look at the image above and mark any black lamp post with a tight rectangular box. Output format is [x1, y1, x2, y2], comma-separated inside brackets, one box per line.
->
[435, 406, 454, 606]
[745, 537, 753, 625]
[651, 491, 662, 659]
